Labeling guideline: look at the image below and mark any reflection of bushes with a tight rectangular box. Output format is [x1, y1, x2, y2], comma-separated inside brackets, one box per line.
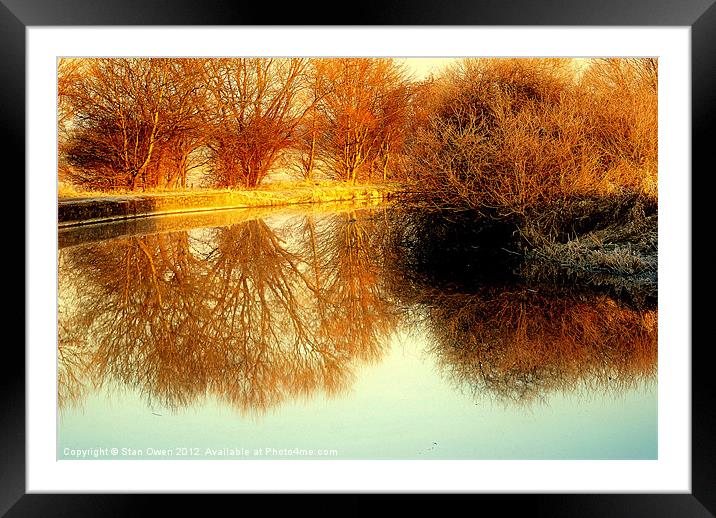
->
[381, 207, 524, 291]
[57, 210, 397, 414]
[405, 287, 657, 402]
[382, 205, 657, 403]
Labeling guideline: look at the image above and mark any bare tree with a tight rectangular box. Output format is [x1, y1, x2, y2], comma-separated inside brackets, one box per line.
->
[57, 58, 85, 185]
[289, 59, 332, 181]
[313, 58, 410, 184]
[204, 58, 318, 188]
[61, 58, 207, 190]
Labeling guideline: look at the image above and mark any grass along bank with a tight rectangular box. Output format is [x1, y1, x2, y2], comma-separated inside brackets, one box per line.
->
[58, 181, 403, 227]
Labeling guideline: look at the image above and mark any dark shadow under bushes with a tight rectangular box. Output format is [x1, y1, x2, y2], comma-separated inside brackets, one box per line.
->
[384, 206, 524, 290]
[384, 192, 657, 308]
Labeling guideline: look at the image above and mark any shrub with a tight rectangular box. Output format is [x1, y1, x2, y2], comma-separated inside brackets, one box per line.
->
[407, 58, 658, 210]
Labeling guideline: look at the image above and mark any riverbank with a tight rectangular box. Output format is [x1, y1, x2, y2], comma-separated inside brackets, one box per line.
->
[58, 198, 397, 249]
[520, 193, 657, 305]
[384, 192, 658, 308]
[58, 182, 404, 227]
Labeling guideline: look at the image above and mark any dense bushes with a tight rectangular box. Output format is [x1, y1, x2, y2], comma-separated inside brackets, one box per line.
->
[406, 58, 658, 209]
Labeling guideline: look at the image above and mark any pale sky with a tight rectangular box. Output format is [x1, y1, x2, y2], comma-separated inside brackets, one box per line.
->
[399, 58, 459, 81]
[399, 57, 591, 81]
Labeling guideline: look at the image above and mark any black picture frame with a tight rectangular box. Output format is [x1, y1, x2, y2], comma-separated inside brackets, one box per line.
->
[7, 0, 709, 514]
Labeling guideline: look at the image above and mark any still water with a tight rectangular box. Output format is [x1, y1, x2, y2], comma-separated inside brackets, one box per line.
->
[57, 203, 657, 460]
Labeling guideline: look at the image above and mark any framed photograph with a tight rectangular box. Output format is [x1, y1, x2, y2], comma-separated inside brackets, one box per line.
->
[11, 0, 708, 513]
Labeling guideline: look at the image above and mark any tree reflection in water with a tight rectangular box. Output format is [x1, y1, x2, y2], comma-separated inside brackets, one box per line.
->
[57, 209, 397, 414]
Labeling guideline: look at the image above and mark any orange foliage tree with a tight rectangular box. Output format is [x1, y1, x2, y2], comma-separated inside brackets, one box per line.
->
[61, 58, 208, 190]
[310, 58, 412, 183]
[204, 58, 316, 188]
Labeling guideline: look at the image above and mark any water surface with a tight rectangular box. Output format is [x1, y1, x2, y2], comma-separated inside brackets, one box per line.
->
[57, 204, 657, 460]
